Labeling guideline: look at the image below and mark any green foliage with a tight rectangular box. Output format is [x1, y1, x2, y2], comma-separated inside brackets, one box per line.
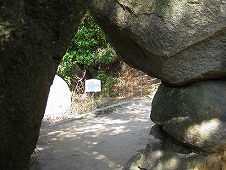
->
[57, 52, 78, 85]
[96, 71, 120, 96]
[58, 11, 119, 95]
[71, 11, 115, 68]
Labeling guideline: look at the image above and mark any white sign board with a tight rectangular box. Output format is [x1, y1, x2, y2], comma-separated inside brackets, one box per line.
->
[85, 79, 101, 92]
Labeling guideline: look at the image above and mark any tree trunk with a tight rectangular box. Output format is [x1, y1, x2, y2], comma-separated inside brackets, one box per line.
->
[77, 63, 94, 80]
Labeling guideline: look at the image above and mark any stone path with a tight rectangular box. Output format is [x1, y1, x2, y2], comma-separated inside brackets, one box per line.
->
[30, 97, 155, 170]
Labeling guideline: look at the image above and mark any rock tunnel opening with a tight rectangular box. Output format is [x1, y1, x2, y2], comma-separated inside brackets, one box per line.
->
[56, 10, 160, 98]
[31, 10, 162, 170]
[1, 1, 226, 170]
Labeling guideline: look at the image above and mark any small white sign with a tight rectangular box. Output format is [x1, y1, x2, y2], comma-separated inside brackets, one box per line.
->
[85, 79, 101, 92]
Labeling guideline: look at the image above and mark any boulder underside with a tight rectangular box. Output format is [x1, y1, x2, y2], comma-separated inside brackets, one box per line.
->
[90, 0, 226, 85]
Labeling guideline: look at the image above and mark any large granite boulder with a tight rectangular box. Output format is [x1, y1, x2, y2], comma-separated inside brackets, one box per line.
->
[1, 0, 226, 169]
[151, 80, 226, 152]
[90, 0, 226, 85]
[124, 80, 226, 169]
[1, 0, 88, 169]
[123, 125, 226, 170]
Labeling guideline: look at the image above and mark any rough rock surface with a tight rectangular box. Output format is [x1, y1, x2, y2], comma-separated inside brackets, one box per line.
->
[0, 0, 88, 169]
[151, 80, 226, 152]
[90, 0, 226, 85]
[1, 1, 226, 169]
[123, 125, 226, 170]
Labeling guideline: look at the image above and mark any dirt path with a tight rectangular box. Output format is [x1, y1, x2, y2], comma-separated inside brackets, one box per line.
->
[30, 98, 154, 170]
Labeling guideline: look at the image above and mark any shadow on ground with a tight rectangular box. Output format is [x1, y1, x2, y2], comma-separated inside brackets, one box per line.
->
[30, 99, 155, 170]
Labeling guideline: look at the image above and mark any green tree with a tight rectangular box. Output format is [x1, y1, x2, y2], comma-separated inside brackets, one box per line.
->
[58, 11, 117, 90]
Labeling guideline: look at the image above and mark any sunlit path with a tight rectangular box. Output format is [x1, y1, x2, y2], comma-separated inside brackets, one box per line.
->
[30, 98, 154, 170]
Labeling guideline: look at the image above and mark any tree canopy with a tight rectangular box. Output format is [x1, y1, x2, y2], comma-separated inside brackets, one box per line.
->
[58, 11, 119, 95]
